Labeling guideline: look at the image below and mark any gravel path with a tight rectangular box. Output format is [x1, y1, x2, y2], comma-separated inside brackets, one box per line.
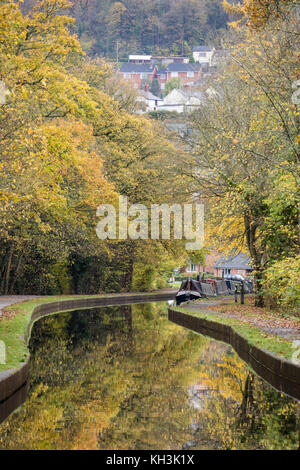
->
[0, 296, 40, 317]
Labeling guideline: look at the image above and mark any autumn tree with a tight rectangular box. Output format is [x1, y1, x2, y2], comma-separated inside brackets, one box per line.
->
[183, 4, 299, 306]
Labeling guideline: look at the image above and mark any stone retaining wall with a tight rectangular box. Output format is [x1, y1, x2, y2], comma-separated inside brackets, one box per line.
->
[168, 307, 300, 401]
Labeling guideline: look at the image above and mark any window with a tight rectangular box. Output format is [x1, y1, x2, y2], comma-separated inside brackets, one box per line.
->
[123, 73, 131, 79]
[160, 74, 166, 79]
[187, 71, 194, 78]
[199, 52, 207, 57]
[190, 263, 197, 272]
[140, 73, 148, 79]
[171, 72, 178, 78]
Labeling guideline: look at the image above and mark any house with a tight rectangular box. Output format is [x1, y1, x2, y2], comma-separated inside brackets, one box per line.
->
[158, 63, 202, 89]
[156, 68, 168, 91]
[119, 63, 157, 89]
[137, 89, 163, 113]
[129, 55, 152, 64]
[193, 46, 215, 65]
[182, 251, 221, 277]
[159, 88, 205, 114]
[181, 253, 253, 279]
[214, 253, 253, 278]
[152, 56, 189, 66]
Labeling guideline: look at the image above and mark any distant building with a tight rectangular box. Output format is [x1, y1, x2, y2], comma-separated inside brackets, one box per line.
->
[157, 63, 202, 90]
[137, 89, 163, 113]
[181, 252, 253, 278]
[214, 253, 253, 278]
[152, 56, 189, 66]
[193, 46, 214, 65]
[182, 251, 220, 276]
[129, 55, 152, 64]
[119, 63, 157, 89]
[159, 88, 206, 113]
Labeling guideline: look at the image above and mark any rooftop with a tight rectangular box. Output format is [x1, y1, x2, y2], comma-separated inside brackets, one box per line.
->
[120, 63, 156, 74]
[139, 90, 163, 101]
[163, 63, 201, 72]
[214, 253, 253, 270]
[193, 45, 212, 52]
[129, 55, 152, 61]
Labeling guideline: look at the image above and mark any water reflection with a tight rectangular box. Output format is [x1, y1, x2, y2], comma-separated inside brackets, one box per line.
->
[0, 302, 298, 450]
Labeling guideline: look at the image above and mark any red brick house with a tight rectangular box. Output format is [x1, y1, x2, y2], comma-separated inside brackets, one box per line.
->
[119, 63, 157, 89]
[120, 62, 202, 91]
[182, 251, 220, 277]
[182, 252, 253, 279]
[214, 253, 253, 278]
[157, 63, 202, 90]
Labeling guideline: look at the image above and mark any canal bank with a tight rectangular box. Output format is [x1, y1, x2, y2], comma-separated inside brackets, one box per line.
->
[1, 301, 298, 450]
[1, 291, 299, 424]
[168, 305, 300, 400]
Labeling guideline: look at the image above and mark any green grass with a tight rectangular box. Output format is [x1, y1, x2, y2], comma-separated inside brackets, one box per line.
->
[168, 281, 181, 289]
[175, 306, 296, 361]
[0, 291, 174, 373]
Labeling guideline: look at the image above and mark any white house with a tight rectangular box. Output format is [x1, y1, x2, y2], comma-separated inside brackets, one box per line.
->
[158, 89, 205, 114]
[137, 90, 163, 113]
[192, 46, 215, 66]
[129, 55, 152, 64]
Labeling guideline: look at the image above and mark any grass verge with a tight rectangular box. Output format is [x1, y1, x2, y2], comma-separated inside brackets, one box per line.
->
[173, 305, 297, 361]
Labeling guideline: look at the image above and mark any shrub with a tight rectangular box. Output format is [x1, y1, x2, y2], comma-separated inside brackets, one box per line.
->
[263, 255, 300, 313]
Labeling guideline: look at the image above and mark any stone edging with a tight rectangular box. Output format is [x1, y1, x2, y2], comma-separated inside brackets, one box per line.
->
[0, 291, 175, 418]
[168, 307, 300, 401]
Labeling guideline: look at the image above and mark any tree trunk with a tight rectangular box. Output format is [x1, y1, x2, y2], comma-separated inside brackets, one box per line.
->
[4, 245, 14, 295]
[9, 250, 25, 294]
[123, 242, 135, 291]
[244, 215, 264, 307]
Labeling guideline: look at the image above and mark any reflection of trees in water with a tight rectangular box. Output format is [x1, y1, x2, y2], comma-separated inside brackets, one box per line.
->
[0, 303, 298, 450]
[0, 303, 203, 449]
[189, 344, 299, 450]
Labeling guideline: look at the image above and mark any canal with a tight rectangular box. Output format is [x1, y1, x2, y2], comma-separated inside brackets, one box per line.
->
[0, 302, 298, 450]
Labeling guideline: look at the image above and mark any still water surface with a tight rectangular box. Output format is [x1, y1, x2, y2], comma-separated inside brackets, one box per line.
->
[0, 302, 299, 450]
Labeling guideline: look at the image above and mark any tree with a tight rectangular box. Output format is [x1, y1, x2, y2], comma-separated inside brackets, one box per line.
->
[183, 6, 299, 306]
[0, 0, 189, 294]
[164, 77, 181, 96]
[150, 77, 161, 97]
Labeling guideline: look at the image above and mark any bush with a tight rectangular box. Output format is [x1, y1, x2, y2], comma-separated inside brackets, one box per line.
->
[132, 265, 156, 291]
[263, 255, 300, 313]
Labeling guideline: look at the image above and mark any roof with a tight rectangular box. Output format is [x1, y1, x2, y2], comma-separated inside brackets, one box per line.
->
[139, 90, 163, 102]
[152, 56, 188, 60]
[193, 45, 212, 52]
[157, 68, 168, 75]
[129, 55, 152, 61]
[163, 88, 206, 106]
[120, 63, 156, 74]
[214, 253, 253, 270]
[164, 63, 201, 73]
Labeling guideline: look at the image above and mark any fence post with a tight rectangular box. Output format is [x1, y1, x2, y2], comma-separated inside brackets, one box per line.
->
[235, 285, 238, 303]
[241, 282, 245, 305]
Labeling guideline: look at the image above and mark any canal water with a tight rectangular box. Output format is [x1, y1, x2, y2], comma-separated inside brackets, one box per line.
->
[0, 302, 299, 450]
